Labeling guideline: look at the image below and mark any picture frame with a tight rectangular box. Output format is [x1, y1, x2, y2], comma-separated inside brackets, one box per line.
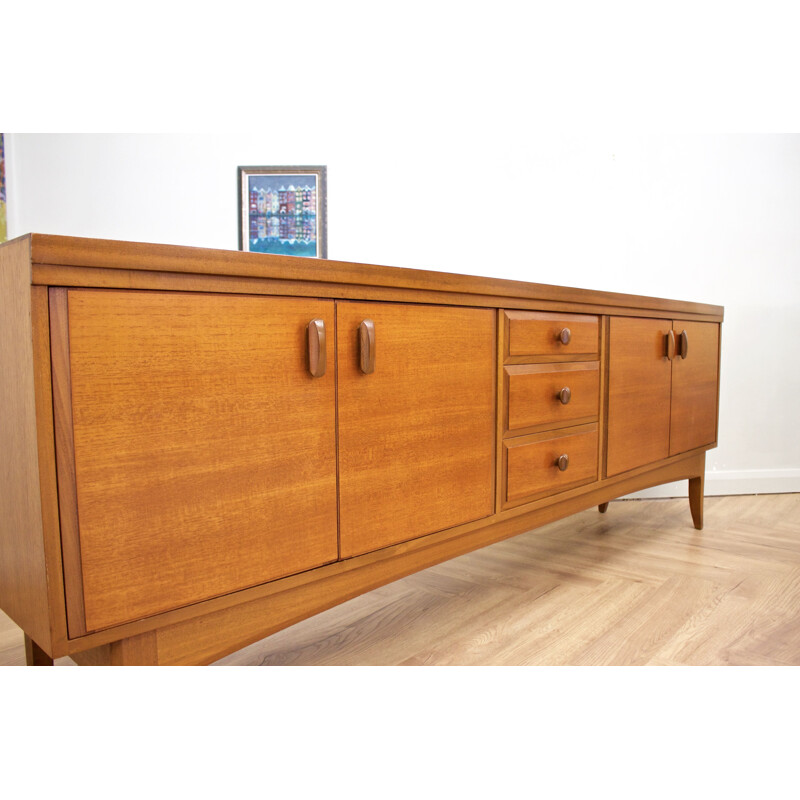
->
[238, 165, 327, 258]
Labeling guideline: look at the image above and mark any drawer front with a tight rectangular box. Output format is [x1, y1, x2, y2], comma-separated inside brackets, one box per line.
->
[507, 362, 599, 433]
[505, 311, 599, 359]
[505, 427, 598, 504]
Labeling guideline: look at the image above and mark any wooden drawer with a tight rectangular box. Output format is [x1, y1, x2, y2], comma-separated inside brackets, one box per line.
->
[505, 311, 599, 360]
[505, 426, 598, 504]
[506, 362, 599, 434]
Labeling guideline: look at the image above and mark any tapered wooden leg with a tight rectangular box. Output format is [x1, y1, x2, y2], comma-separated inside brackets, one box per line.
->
[24, 635, 54, 666]
[689, 473, 704, 530]
[598, 502, 609, 514]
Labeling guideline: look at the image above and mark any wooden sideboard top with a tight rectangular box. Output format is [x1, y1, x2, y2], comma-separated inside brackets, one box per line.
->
[2, 233, 724, 321]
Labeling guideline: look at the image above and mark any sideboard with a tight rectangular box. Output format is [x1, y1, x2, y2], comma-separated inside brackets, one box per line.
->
[0, 234, 722, 665]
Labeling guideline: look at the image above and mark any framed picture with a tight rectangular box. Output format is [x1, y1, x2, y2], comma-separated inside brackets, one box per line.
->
[238, 165, 327, 258]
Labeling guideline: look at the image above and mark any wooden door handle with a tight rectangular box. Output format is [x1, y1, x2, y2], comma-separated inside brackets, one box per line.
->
[359, 319, 375, 374]
[679, 329, 689, 359]
[665, 330, 676, 360]
[307, 318, 326, 377]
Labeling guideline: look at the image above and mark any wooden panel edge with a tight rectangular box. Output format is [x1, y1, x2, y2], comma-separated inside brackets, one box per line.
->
[33, 263, 725, 323]
[505, 361, 600, 376]
[49, 289, 88, 637]
[490, 309, 498, 513]
[31, 286, 70, 656]
[600, 315, 610, 480]
[29, 234, 725, 319]
[0, 237, 53, 651]
[496, 311, 508, 514]
[504, 421, 599, 449]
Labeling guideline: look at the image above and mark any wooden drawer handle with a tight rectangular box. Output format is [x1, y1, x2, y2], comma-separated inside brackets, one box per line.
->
[359, 319, 376, 374]
[558, 327, 571, 345]
[679, 329, 689, 359]
[558, 387, 571, 405]
[307, 318, 326, 377]
[665, 330, 676, 360]
[556, 453, 569, 471]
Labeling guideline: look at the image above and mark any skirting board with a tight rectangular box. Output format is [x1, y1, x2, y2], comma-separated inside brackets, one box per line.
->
[624, 469, 800, 499]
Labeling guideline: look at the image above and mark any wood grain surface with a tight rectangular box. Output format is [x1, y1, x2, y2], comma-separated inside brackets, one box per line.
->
[337, 301, 496, 558]
[505, 426, 599, 504]
[670, 321, 720, 456]
[0, 238, 53, 650]
[49, 289, 87, 637]
[506, 361, 599, 434]
[505, 311, 599, 359]
[606, 316, 672, 476]
[63, 290, 339, 631]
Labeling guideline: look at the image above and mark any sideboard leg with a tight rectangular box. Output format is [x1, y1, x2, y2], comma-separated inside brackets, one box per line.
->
[689, 473, 705, 530]
[24, 634, 54, 666]
[109, 631, 159, 666]
[598, 502, 609, 514]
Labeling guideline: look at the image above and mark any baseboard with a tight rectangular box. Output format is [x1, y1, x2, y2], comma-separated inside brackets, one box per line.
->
[622, 469, 800, 499]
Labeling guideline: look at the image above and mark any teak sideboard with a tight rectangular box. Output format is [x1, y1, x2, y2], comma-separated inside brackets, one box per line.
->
[0, 235, 723, 666]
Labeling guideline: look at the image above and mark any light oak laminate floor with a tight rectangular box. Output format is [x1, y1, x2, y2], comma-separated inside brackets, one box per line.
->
[2, 494, 799, 666]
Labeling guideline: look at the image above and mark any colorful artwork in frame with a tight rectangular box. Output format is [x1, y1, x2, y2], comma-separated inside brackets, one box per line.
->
[0, 134, 7, 243]
[238, 165, 327, 258]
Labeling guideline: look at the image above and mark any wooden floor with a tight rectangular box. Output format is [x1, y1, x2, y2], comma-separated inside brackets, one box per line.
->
[2, 493, 799, 666]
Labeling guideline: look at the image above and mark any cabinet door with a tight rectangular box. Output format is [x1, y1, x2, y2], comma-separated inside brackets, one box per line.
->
[61, 290, 338, 632]
[337, 301, 495, 558]
[670, 321, 719, 456]
[606, 317, 672, 477]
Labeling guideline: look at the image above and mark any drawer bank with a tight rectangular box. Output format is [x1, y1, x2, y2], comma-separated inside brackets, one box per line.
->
[0, 235, 722, 666]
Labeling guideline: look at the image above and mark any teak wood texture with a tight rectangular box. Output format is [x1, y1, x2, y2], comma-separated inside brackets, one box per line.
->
[670, 321, 720, 457]
[0, 234, 723, 666]
[505, 362, 600, 435]
[336, 301, 495, 558]
[505, 426, 599, 505]
[606, 317, 720, 478]
[58, 289, 338, 632]
[505, 311, 599, 360]
[606, 317, 673, 476]
[0, 239, 54, 651]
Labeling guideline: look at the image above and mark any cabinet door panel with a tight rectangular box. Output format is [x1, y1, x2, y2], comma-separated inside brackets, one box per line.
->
[607, 317, 672, 477]
[337, 302, 495, 558]
[65, 290, 338, 631]
[670, 321, 719, 456]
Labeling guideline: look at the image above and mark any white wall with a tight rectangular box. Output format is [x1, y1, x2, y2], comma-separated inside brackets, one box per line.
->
[5, 132, 800, 497]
